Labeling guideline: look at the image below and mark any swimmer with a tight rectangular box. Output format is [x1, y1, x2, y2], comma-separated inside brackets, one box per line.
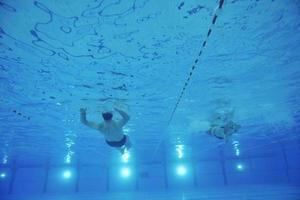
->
[80, 104, 131, 154]
[207, 108, 240, 139]
[207, 120, 241, 139]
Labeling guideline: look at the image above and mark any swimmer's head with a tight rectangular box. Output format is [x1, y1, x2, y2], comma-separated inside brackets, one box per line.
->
[102, 112, 113, 121]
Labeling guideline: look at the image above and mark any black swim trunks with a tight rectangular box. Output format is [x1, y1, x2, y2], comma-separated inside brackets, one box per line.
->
[105, 135, 127, 147]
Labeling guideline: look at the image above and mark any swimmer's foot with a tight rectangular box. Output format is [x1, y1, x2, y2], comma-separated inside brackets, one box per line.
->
[118, 147, 125, 154]
[119, 146, 128, 155]
[126, 142, 132, 150]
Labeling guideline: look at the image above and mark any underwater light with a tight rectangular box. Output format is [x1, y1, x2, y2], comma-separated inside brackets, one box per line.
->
[236, 164, 244, 171]
[176, 165, 187, 176]
[121, 167, 131, 178]
[0, 173, 6, 178]
[63, 170, 72, 179]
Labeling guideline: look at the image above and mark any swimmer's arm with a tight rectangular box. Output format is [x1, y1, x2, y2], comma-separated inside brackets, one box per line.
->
[80, 108, 100, 130]
[114, 107, 130, 127]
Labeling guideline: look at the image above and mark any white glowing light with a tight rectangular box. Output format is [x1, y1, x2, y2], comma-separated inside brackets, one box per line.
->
[121, 167, 130, 178]
[176, 165, 187, 176]
[63, 170, 72, 179]
[0, 173, 6, 178]
[237, 164, 244, 170]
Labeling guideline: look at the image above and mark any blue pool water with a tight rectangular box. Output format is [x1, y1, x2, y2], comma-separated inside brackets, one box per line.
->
[0, 0, 300, 199]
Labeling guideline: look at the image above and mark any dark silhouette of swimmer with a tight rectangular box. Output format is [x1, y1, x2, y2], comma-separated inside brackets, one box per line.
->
[80, 105, 131, 154]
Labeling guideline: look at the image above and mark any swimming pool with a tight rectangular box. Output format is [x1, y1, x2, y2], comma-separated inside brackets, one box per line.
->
[0, 0, 300, 199]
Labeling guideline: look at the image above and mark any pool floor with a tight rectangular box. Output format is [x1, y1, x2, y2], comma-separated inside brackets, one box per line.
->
[1, 185, 300, 200]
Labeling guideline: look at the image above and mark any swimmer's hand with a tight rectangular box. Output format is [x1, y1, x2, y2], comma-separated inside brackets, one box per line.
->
[80, 108, 87, 114]
[79, 108, 100, 130]
[80, 108, 87, 123]
[113, 107, 122, 112]
[114, 106, 130, 126]
[113, 101, 127, 111]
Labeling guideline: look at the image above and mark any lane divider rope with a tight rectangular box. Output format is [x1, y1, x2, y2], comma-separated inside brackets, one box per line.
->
[168, 0, 225, 125]
[150, 0, 225, 162]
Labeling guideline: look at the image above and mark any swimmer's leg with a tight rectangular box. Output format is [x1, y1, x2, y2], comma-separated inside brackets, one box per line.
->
[116, 146, 126, 154]
[125, 136, 132, 150]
